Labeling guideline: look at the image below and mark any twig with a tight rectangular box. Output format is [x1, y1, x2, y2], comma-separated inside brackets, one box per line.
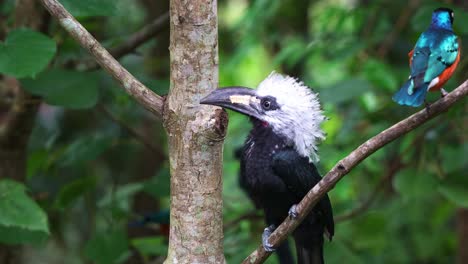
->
[335, 124, 434, 223]
[64, 12, 169, 71]
[335, 156, 404, 222]
[97, 104, 166, 160]
[39, 0, 164, 118]
[110, 12, 169, 60]
[242, 80, 468, 264]
[223, 210, 262, 230]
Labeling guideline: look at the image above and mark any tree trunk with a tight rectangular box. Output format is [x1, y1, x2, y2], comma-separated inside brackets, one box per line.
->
[163, 0, 227, 263]
[0, 77, 41, 181]
[0, 1, 46, 263]
[457, 208, 468, 264]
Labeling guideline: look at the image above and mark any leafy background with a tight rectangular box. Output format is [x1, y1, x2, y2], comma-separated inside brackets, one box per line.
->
[0, 0, 467, 263]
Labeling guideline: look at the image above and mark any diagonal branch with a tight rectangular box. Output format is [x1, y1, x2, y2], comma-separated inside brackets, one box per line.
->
[39, 0, 164, 118]
[242, 80, 468, 264]
[223, 210, 262, 230]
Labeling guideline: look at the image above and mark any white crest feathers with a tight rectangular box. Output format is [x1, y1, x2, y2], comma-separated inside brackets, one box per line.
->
[257, 72, 326, 162]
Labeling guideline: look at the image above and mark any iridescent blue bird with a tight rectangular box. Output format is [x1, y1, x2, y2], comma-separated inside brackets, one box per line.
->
[393, 7, 460, 107]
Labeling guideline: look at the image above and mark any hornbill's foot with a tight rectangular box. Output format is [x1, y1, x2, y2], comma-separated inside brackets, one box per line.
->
[262, 225, 276, 252]
[441, 88, 448, 97]
[288, 204, 299, 219]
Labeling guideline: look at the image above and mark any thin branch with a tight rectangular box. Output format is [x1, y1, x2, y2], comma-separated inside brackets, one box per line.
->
[39, 0, 164, 118]
[111, 12, 169, 60]
[97, 104, 166, 160]
[335, 125, 434, 223]
[64, 12, 169, 71]
[223, 210, 262, 230]
[242, 80, 468, 264]
[335, 157, 404, 222]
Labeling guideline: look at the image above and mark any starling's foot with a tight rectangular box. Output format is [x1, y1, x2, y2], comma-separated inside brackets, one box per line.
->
[424, 100, 431, 113]
[441, 88, 448, 97]
[262, 225, 276, 252]
[288, 204, 298, 219]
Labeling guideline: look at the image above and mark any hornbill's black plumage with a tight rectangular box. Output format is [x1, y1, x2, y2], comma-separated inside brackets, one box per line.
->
[234, 147, 295, 264]
[201, 72, 334, 264]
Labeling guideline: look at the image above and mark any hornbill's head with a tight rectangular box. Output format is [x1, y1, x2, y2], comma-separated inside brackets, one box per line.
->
[200, 72, 326, 161]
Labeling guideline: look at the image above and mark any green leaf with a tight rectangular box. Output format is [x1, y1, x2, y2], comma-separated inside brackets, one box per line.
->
[131, 237, 168, 257]
[21, 69, 99, 109]
[0, 28, 56, 78]
[54, 176, 97, 210]
[438, 176, 468, 208]
[0, 180, 49, 245]
[85, 229, 129, 264]
[61, 0, 117, 18]
[320, 78, 373, 104]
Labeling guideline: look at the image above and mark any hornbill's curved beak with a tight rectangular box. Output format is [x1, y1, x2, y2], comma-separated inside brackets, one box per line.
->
[200, 87, 262, 119]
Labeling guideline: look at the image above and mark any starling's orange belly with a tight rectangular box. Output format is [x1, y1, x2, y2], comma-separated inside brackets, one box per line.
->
[429, 47, 461, 92]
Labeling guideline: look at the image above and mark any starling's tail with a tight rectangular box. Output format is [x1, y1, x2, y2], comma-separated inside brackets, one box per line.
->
[392, 80, 428, 107]
[294, 235, 324, 264]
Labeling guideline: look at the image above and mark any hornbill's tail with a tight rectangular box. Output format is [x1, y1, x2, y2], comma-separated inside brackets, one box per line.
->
[276, 239, 295, 264]
[294, 234, 324, 264]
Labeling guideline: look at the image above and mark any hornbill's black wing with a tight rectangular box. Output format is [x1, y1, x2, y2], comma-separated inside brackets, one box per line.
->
[272, 149, 334, 238]
[272, 149, 334, 264]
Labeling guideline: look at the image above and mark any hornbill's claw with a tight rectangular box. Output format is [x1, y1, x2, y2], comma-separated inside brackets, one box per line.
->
[262, 225, 276, 252]
[288, 204, 299, 219]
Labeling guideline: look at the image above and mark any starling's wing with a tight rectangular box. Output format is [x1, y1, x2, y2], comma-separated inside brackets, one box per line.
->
[272, 149, 334, 238]
[411, 31, 459, 87]
[410, 43, 431, 88]
[423, 34, 459, 84]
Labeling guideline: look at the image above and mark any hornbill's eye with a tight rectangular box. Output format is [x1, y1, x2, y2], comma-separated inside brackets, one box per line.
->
[262, 99, 271, 110]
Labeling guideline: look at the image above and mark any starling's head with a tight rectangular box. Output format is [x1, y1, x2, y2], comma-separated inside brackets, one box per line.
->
[200, 72, 326, 161]
[431, 7, 454, 30]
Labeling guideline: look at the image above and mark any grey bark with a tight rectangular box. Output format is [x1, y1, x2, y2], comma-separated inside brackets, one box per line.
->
[457, 208, 468, 264]
[163, 0, 227, 263]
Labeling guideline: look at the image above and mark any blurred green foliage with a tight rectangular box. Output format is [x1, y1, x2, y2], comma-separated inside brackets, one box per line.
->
[0, 0, 467, 263]
[0, 28, 56, 78]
